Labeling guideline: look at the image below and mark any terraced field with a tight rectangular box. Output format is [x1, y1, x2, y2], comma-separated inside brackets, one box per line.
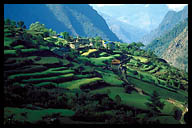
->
[4, 22, 188, 124]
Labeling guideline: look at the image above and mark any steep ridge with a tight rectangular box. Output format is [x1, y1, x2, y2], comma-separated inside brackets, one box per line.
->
[145, 18, 188, 72]
[162, 26, 188, 72]
[4, 4, 120, 42]
[141, 6, 188, 45]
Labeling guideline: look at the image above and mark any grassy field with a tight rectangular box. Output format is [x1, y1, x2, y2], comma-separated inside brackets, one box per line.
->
[126, 76, 187, 102]
[91, 86, 182, 116]
[132, 56, 148, 63]
[89, 54, 120, 66]
[22, 73, 74, 84]
[58, 77, 102, 89]
[34, 57, 60, 65]
[96, 70, 124, 86]
[91, 87, 150, 111]
[8, 69, 74, 82]
[4, 37, 16, 48]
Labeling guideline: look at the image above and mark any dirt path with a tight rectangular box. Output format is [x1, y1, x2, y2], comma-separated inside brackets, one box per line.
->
[120, 68, 145, 96]
[166, 99, 188, 124]
[180, 106, 188, 124]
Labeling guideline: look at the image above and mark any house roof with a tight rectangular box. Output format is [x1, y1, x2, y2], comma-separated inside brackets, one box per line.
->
[104, 41, 113, 44]
[111, 59, 121, 65]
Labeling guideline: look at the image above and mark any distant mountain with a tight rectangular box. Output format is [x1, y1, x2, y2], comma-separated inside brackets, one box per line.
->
[141, 6, 188, 45]
[4, 4, 121, 42]
[90, 4, 169, 32]
[99, 12, 148, 43]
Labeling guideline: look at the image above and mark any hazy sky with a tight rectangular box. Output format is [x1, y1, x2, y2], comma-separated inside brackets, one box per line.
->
[89, 4, 188, 31]
[91, 4, 187, 12]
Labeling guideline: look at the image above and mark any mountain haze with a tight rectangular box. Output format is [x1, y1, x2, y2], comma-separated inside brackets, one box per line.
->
[141, 6, 188, 45]
[90, 4, 169, 33]
[99, 12, 147, 43]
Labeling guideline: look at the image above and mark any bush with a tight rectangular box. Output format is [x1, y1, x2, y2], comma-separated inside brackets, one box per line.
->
[125, 86, 134, 94]
[34, 56, 41, 61]
[173, 108, 182, 120]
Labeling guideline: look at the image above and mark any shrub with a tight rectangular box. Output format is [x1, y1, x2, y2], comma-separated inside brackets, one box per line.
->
[34, 56, 41, 61]
[173, 108, 182, 120]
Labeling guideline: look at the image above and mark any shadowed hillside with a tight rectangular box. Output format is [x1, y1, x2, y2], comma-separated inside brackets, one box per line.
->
[4, 4, 121, 42]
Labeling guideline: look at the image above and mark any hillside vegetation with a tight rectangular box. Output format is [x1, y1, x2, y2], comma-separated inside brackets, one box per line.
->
[145, 18, 188, 72]
[4, 19, 188, 124]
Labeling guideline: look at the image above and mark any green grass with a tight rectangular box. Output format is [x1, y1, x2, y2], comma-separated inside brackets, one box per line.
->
[4, 107, 75, 123]
[39, 45, 49, 50]
[22, 73, 74, 84]
[92, 87, 150, 110]
[91, 86, 181, 115]
[149, 66, 160, 74]
[138, 71, 158, 83]
[4, 50, 17, 56]
[89, 54, 120, 66]
[21, 48, 38, 53]
[126, 76, 186, 102]
[97, 70, 124, 86]
[132, 56, 148, 63]
[34, 57, 60, 65]
[4, 37, 16, 48]
[99, 52, 108, 57]
[58, 77, 102, 89]
[13, 45, 25, 49]
[8, 68, 74, 81]
[140, 65, 155, 71]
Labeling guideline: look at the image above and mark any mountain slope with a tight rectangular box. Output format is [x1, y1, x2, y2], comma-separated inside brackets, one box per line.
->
[4, 4, 120, 41]
[145, 18, 188, 72]
[162, 26, 188, 72]
[141, 6, 188, 45]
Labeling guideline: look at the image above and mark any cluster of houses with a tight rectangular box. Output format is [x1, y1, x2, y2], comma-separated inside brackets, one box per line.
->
[54, 34, 118, 50]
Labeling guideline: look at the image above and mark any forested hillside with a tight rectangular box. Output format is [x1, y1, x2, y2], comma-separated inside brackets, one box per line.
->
[4, 4, 120, 42]
[4, 19, 188, 124]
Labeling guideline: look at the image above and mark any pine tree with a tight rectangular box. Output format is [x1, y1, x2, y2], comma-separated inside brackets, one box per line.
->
[145, 91, 165, 115]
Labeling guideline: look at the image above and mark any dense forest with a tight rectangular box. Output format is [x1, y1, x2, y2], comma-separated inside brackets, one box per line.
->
[4, 19, 188, 124]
